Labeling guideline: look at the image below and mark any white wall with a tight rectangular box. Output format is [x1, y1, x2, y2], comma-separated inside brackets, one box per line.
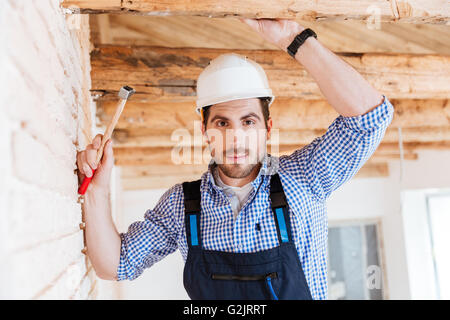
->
[115, 188, 189, 300]
[0, 0, 98, 299]
[329, 149, 450, 299]
[115, 149, 450, 300]
[327, 175, 408, 299]
[400, 190, 438, 299]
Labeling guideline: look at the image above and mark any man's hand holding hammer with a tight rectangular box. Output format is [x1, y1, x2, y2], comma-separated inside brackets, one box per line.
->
[77, 135, 114, 193]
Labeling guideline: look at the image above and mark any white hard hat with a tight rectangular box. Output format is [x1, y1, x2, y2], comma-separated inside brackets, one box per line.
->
[195, 53, 275, 116]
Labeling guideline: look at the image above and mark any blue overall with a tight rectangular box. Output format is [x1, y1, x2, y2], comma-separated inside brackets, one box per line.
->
[182, 173, 313, 300]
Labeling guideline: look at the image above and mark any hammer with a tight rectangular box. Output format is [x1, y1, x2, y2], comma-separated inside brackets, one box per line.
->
[78, 86, 135, 195]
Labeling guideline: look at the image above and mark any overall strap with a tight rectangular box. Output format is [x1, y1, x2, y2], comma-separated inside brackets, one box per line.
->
[182, 179, 202, 248]
[269, 173, 293, 244]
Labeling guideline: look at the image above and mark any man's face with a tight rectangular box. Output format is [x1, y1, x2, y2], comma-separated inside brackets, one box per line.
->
[202, 98, 272, 179]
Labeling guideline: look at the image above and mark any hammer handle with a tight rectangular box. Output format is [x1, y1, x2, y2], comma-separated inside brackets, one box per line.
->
[78, 171, 95, 194]
[78, 98, 127, 195]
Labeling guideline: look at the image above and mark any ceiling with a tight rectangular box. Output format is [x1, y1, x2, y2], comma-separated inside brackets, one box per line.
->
[83, 13, 450, 189]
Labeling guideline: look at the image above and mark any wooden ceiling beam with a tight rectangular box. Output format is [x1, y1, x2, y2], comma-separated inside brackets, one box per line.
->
[111, 143, 425, 166]
[86, 15, 450, 55]
[63, 0, 449, 24]
[97, 15, 112, 45]
[97, 98, 450, 131]
[109, 126, 450, 148]
[91, 46, 450, 102]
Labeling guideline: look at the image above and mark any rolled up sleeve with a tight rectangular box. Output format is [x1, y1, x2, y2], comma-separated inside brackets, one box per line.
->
[116, 184, 182, 281]
[281, 95, 394, 201]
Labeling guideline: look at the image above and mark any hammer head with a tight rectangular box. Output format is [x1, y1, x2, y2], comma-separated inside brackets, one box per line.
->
[118, 86, 136, 100]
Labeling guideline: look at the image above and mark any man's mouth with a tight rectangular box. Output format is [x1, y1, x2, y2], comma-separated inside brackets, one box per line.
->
[225, 152, 248, 162]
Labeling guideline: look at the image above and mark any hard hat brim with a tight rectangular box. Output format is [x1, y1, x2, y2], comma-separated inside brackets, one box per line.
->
[196, 93, 275, 116]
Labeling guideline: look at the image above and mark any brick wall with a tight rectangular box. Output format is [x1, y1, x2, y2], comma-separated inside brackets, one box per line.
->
[0, 0, 101, 299]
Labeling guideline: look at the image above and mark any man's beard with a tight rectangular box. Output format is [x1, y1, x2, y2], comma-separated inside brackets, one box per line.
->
[209, 139, 268, 179]
[215, 150, 265, 179]
[216, 162, 259, 179]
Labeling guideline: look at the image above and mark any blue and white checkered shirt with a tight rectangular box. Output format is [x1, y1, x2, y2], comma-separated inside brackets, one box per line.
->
[117, 95, 394, 300]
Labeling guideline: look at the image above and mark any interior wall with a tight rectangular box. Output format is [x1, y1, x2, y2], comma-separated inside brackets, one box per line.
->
[0, 0, 98, 299]
[114, 186, 189, 300]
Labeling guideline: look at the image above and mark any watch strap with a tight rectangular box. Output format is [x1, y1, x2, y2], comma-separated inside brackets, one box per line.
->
[287, 28, 317, 58]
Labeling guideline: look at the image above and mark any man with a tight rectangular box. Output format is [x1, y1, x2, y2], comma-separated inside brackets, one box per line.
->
[77, 18, 394, 300]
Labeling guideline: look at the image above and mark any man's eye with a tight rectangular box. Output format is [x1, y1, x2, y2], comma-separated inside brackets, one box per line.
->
[217, 121, 227, 127]
[244, 120, 255, 125]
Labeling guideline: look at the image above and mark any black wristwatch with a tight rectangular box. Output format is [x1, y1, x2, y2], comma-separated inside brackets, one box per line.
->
[287, 28, 317, 58]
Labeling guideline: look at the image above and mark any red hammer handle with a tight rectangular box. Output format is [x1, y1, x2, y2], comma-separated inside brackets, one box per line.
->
[78, 169, 96, 195]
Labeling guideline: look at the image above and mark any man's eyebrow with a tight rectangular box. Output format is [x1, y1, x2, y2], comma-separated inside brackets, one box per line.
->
[241, 112, 261, 121]
[209, 114, 230, 123]
[209, 112, 261, 123]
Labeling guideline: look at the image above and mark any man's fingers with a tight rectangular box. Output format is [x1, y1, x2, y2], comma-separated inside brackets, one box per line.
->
[76, 135, 108, 182]
[101, 139, 114, 169]
[77, 151, 91, 177]
[81, 152, 93, 177]
[240, 17, 259, 31]
[76, 152, 85, 176]
[83, 165, 92, 178]
[85, 148, 98, 170]
[93, 134, 103, 149]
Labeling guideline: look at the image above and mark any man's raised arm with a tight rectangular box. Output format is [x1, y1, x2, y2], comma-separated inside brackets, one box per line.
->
[242, 18, 394, 200]
[240, 18, 384, 117]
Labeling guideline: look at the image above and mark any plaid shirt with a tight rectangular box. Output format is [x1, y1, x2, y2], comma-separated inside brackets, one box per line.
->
[117, 95, 394, 300]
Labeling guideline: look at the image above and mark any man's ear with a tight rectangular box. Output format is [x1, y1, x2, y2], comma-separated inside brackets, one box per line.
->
[266, 117, 273, 140]
[202, 123, 210, 144]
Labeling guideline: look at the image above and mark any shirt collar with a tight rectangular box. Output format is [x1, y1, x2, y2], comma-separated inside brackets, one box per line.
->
[205, 153, 280, 193]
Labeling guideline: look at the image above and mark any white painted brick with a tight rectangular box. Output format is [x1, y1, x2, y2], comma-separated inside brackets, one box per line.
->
[7, 231, 85, 299]
[37, 258, 88, 300]
[5, 63, 76, 163]
[12, 130, 78, 197]
[4, 180, 81, 253]
[0, 115, 13, 300]
[96, 279, 121, 299]
[4, 2, 82, 139]
[38, 0, 84, 84]
[70, 268, 94, 300]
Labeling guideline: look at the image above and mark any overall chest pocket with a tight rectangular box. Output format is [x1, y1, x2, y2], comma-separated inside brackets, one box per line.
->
[211, 271, 279, 300]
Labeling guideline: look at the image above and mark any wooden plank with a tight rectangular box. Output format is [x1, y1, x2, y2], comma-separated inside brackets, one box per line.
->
[111, 143, 423, 166]
[63, 0, 122, 12]
[275, 127, 450, 145]
[122, 164, 208, 179]
[122, 174, 199, 190]
[98, 98, 450, 131]
[114, 146, 210, 166]
[121, 157, 403, 181]
[97, 15, 111, 44]
[120, 161, 390, 190]
[109, 126, 450, 148]
[376, 141, 450, 151]
[62, 0, 449, 24]
[276, 144, 419, 162]
[91, 46, 450, 101]
[87, 15, 450, 55]
[354, 162, 389, 178]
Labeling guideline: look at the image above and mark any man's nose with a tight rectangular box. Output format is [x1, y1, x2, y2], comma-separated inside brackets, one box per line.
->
[225, 128, 246, 145]
[226, 129, 257, 150]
